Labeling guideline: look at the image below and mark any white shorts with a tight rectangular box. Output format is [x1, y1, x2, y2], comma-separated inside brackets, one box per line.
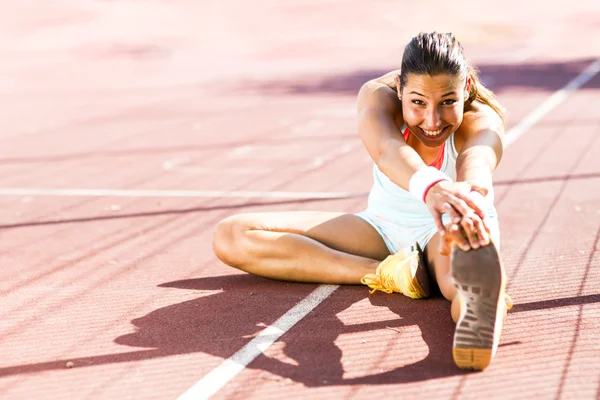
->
[356, 205, 499, 255]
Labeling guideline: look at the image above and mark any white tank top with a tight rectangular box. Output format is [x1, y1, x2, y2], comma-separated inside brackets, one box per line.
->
[366, 131, 459, 215]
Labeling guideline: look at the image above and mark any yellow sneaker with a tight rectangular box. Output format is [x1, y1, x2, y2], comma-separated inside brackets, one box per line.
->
[360, 243, 432, 299]
[451, 243, 510, 371]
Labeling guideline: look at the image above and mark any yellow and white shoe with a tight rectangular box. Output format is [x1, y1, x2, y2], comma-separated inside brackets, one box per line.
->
[360, 243, 432, 299]
[451, 243, 512, 371]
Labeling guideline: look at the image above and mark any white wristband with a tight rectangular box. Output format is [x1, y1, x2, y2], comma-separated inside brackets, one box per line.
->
[408, 166, 451, 203]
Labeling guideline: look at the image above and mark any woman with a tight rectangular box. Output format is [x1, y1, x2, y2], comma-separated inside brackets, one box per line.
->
[213, 32, 510, 371]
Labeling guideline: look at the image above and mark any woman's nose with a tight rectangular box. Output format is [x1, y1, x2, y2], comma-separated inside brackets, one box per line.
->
[423, 107, 442, 129]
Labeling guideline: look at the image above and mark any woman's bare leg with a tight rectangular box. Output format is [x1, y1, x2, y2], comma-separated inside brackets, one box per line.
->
[213, 211, 391, 284]
[425, 234, 461, 321]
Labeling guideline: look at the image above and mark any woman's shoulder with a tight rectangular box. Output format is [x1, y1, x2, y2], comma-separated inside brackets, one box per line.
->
[373, 69, 402, 90]
[357, 72, 402, 114]
[357, 70, 401, 100]
[454, 100, 505, 151]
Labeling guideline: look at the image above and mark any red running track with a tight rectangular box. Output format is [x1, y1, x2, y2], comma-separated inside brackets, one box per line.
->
[1, 1, 599, 399]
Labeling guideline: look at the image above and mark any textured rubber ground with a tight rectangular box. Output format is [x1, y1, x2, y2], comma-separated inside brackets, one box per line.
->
[451, 243, 504, 371]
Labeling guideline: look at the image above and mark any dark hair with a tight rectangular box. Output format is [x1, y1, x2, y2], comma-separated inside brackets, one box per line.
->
[399, 32, 505, 123]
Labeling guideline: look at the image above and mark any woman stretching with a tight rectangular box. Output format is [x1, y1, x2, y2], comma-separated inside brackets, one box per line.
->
[213, 32, 511, 371]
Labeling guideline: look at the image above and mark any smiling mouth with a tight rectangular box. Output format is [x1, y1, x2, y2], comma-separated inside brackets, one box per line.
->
[421, 127, 445, 137]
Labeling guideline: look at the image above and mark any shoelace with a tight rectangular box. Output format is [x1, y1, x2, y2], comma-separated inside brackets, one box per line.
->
[360, 269, 397, 294]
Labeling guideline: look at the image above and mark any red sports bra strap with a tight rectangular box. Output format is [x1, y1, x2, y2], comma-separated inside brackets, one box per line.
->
[403, 127, 445, 170]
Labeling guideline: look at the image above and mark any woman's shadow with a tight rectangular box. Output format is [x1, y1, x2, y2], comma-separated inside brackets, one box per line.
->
[114, 273, 467, 385]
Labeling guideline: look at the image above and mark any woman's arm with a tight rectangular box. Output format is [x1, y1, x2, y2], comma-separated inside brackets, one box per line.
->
[455, 109, 505, 194]
[442, 107, 505, 251]
[356, 78, 488, 235]
[356, 80, 426, 190]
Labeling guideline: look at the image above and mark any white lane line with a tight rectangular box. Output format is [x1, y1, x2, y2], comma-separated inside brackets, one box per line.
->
[304, 142, 358, 171]
[162, 156, 273, 175]
[3, 59, 599, 201]
[162, 141, 360, 175]
[176, 285, 338, 400]
[173, 57, 600, 399]
[0, 188, 359, 199]
[504, 57, 600, 147]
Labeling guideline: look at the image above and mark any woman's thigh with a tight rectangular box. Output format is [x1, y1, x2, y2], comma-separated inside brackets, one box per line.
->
[216, 211, 391, 261]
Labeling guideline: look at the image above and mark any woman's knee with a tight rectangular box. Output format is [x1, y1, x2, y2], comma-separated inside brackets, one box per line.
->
[213, 214, 252, 267]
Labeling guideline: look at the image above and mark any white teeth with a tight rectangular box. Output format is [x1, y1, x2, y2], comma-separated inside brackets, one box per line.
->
[422, 128, 443, 136]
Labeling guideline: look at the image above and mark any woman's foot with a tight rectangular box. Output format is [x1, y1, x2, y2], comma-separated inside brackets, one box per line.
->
[361, 243, 432, 299]
[450, 243, 508, 370]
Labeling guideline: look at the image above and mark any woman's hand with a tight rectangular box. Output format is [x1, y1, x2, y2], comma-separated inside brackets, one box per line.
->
[438, 190, 492, 255]
[425, 180, 489, 237]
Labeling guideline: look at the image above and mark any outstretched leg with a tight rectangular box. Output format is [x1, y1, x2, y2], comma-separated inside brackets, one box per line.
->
[212, 211, 391, 284]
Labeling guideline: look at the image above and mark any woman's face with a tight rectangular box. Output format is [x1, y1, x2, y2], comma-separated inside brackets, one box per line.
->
[397, 73, 470, 148]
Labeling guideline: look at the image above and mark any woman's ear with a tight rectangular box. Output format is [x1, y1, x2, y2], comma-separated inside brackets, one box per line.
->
[464, 76, 472, 98]
[395, 75, 402, 99]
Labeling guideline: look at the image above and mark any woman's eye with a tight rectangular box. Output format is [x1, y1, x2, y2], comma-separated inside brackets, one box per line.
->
[442, 99, 457, 105]
[411, 100, 425, 105]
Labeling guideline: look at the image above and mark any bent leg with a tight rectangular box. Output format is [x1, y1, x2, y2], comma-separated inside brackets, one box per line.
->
[213, 211, 391, 284]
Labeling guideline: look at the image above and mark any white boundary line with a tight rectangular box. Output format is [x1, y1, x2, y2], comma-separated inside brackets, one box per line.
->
[1, 59, 599, 200]
[0, 188, 357, 199]
[161, 142, 359, 175]
[174, 57, 600, 399]
[162, 156, 274, 175]
[177, 285, 338, 400]
[504, 58, 600, 147]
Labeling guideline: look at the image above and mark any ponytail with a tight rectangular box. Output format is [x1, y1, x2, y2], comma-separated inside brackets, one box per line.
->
[466, 65, 506, 125]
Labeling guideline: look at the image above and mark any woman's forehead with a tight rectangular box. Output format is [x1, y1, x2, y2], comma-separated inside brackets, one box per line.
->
[404, 73, 464, 94]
